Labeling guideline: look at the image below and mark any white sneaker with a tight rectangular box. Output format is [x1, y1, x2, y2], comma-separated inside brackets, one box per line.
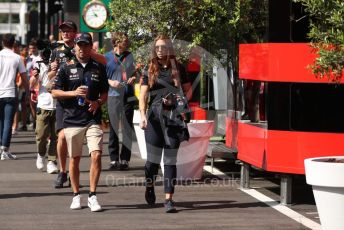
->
[1, 151, 17, 160]
[36, 154, 45, 170]
[88, 195, 102, 212]
[47, 161, 58, 174]
[70, 195, 82, 210]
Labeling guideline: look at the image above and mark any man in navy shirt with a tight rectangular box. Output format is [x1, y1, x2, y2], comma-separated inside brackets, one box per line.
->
[52, 33, 108, 212]
[49, 20, 107, 189]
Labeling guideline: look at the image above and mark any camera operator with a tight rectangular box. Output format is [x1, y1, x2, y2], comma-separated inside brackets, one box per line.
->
[30, 42, 58, 174]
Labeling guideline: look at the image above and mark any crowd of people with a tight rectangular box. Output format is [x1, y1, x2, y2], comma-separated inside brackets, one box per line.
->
[0, 20, 192, 213]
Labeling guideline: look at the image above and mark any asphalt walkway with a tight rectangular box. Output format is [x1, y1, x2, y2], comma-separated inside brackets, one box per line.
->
[0, 130, 319, 230]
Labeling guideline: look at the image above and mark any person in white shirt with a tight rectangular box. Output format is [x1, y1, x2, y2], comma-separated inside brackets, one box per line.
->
[30, 44, 58, 174]
[0, 34, 29, 160]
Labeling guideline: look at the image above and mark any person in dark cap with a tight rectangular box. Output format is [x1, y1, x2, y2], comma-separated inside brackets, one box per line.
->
[49, 20, 106, 189]
[52, 32, 108, 212]
[59, 20, 78, 32]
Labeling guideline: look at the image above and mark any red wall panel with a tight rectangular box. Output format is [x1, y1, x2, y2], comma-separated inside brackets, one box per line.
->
[238, 122, 344, 174]
[239, 43, 344, 83]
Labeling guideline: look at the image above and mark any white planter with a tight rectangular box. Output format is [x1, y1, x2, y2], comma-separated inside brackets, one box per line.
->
[304, 156, 344, 230]
[164, 120, 214, 180]
[133, 110, 147, 159]
[133, 110, 214, 180]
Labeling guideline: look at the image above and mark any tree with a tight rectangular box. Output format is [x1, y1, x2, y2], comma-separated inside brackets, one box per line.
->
[295, 0, 344, 82]
[107, 0, 267, 71]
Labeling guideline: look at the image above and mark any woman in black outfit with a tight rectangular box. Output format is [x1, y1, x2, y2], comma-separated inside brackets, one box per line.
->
[139, 35, 192, 213]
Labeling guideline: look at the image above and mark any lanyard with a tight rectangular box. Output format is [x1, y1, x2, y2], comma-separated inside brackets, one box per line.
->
[113, 52, 127, 81]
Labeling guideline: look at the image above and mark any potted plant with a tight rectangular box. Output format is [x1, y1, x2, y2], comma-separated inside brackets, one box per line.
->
[304, 157, 344, 230]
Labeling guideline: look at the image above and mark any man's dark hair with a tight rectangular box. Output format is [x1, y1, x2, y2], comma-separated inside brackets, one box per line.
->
[2, 33, 15, 48]
[29, 38, 37, 47]
[36, 39, 49, 50]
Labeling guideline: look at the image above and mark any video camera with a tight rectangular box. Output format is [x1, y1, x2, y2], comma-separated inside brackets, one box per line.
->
[60, 47, 75, 61]
[36, 39, 52, 64]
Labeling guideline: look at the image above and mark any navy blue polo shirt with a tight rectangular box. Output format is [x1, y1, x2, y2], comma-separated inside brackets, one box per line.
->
[54, 59, 108, 127]
[49, 43, 75, 64]
[49, 43, 75, 109]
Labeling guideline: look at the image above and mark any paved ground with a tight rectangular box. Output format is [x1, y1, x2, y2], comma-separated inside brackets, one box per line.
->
[0, 129, 320, 230]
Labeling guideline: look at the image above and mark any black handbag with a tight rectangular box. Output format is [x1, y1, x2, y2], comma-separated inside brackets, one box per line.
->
[158, 79, 191, 123]
[162, 114, 190, 142]
[154, 78, 191, 143]
[177, 125, 190, 142]
[161, 98, 190, 143]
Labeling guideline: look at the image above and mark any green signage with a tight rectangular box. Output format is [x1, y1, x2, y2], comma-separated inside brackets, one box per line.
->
[80, 0, 110, 32]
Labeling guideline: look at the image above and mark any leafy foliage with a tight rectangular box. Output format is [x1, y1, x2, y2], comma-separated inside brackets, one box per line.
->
[107, 0, 267, 72]
[101, 104, 109, 123]
[294, 0, 344, 82]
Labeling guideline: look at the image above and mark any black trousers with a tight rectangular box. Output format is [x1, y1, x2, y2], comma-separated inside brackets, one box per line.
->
[108, 96, 134, 162]
[144, 108, 180, 194]
[145, 161, 177, 194]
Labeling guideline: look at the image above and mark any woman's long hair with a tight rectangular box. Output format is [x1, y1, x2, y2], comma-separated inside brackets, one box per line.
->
[148, 35, 179, 88]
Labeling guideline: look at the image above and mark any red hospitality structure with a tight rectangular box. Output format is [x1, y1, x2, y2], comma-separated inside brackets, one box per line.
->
[224, 0, 344, 204]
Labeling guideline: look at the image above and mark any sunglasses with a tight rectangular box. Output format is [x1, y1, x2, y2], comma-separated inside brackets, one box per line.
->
[155, 45, 168, 51]
[60, 30, 75, 33]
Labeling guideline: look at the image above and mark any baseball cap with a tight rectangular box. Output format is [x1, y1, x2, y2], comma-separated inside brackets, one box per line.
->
[74, 33, 93, 45]
[59, 20, 77, 31]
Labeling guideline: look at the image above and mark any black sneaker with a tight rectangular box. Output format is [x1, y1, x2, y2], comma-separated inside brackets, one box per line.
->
[145, 186, 156, 205]
[54, 172, 68, 188]
[119, 160, 129, 170]
[108, 161, 119, 170]
[164, 199, 177, 213]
